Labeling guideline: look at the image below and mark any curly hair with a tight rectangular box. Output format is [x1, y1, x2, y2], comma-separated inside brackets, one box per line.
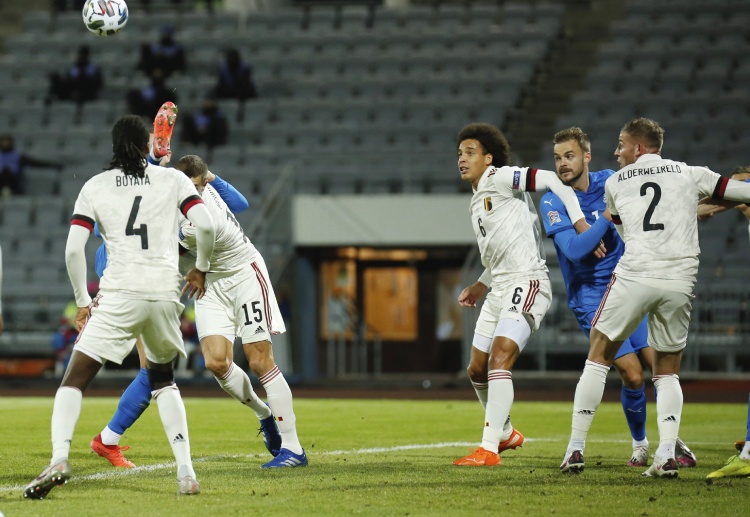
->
[457, 123, 511, 167]
[621, 118, 664, 153]
[107, 115, 149, 177]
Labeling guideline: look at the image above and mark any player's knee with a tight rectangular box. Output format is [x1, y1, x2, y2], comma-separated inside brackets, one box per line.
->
[147, 366, 175, 391]
[466, 363, 488, 382]
[245, 341, 274, 377]
[248, 356, 276, 378]
[620, 369, 644, 389]
[204, 355, 231, 377]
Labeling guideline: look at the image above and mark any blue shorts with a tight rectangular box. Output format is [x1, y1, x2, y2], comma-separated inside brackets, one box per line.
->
[573, 307, 648, 360]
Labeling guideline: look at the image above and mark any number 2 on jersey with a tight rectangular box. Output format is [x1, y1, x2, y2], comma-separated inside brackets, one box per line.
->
[126, 196, 149, 249]
[640, 182, 665, 232]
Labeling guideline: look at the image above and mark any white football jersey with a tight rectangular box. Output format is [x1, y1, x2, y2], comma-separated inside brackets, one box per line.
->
[71, 163, 203, 299]
[179, 183, 258, 274]
[471, 166, 548, 285]
[605, 154, 724, 283]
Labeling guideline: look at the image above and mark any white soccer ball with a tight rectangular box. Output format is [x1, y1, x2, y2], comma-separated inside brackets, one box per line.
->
[82, 0, 128, 36]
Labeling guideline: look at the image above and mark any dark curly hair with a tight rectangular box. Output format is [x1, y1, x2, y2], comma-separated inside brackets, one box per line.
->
[107, 115, 149, 177]
[457, 123, 511, 167]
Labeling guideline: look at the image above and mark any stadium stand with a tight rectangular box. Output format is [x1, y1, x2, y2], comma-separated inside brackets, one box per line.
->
[0, 0, 747, 378]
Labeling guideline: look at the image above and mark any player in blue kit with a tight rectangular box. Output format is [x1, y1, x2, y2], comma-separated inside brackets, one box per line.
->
[539, 127, 696, 468]
[90, 104, 280, 468]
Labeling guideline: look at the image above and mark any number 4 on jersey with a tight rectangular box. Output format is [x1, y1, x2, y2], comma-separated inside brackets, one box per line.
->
[126, 195, 149, 249]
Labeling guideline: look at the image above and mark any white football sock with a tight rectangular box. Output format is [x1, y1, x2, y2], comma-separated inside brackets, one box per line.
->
[260, 366, 303, 455]
[653, 374, 682, 460]
[633, 438, 649, 449]
[501, 415, 514, 441]
[480, 370, 513, 451]
[100, 426, 122, 446]
[153, 385, 195, 480]
[471, 380, 488, 409]
[51, 387, 83, 464]
[567, 360, 609, 453]
[741, 442, 750, 461]
[216, 362, 272, 420]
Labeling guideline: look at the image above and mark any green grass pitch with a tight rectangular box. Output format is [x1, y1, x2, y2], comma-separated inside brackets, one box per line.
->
[0, 397, 748, 516]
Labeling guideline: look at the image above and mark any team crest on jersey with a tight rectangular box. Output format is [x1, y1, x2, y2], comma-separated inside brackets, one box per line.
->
[547, 210, 561, 225]
[484, 197, 493, 211]
[512, 170, 521, 190]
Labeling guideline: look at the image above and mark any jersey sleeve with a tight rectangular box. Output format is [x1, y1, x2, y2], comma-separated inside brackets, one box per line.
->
[491, 166, 537, 195]
[540, 192, 573, 237]
[173, 170, 204, 216]
[210, 174, 249, 214]
[604, 179, 620, 224]
[688, 165, 727, 199]
[70, 185, 96, 232]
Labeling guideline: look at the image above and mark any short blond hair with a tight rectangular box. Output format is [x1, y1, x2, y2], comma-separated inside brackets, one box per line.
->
[553, 127, 591, 153]
[621, 118, 664, 153]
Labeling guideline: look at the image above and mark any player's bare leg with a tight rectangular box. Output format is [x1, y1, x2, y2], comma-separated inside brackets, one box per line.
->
[246, 340, 307, 468]
[467, 347, 489, 407]
[25, 350, 103, 499]
[201, 335, 280, 455]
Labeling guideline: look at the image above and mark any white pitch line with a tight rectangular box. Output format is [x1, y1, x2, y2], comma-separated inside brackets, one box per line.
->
[0, 438, 724, 493]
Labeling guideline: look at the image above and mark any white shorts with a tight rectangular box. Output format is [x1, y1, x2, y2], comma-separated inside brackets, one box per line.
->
[75, 294, 186, 365]
[592, 273, 693, 352]
[196, 258, 286, 344]
[473, 277, 551, 353]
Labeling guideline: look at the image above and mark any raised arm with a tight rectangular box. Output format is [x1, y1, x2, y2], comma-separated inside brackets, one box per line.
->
[207, 171, 249, 213]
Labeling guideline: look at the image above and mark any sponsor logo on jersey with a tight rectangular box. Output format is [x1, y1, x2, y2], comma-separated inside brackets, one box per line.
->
[547, 210, 561, 225]
[508, 306, 518, 313]
[484, 197, 493, 211]
[512, 170, 521, 189]
[544, 199, 553, 205]
[254, 326, 265, 335]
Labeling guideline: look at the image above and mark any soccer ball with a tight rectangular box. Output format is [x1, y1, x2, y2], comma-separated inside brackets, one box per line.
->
[82, 0, 128, 36]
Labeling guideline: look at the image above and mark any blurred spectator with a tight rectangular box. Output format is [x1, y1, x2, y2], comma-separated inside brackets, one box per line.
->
[126, 69, 178, 119]
[182, 98, 229, 149]
[138, 25, 186, 78]
[213, 48, 258, 102]
[0, 134, 63, 196]
[47, 45, 104, 104]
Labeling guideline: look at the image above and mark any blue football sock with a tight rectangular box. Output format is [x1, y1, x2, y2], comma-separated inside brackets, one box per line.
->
[107, 368, 152, 435]
[621, 384, 647, 442]
[745, 393, 750, 442]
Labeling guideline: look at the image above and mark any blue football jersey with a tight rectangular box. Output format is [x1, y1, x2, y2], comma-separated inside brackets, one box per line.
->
[540, 170, 624, 309]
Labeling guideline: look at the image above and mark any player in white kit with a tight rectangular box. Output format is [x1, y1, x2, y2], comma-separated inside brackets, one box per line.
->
[453, 123, 588, 466]
[176, 155, 307, 468]
[560, 118, 750, 478]
[24, 115, 216, 499]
